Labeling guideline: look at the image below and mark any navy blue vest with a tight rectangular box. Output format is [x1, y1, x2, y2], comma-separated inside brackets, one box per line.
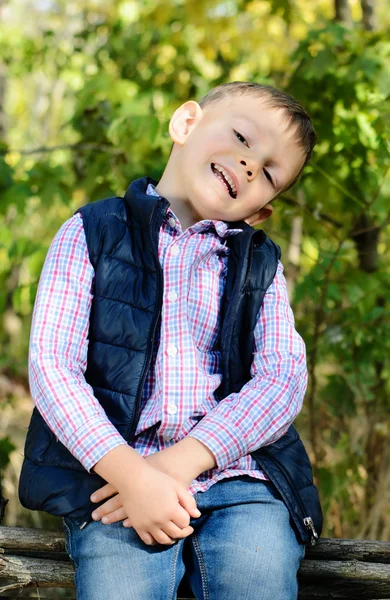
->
[19, 177, 323, 546]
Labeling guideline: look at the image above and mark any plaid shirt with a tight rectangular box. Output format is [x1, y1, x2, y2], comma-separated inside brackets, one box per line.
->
[29, 186, 307, 495]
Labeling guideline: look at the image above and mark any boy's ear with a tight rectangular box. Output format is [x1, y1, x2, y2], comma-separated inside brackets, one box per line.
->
[244, 204, 273, 227]
[169, 101, 203, 145]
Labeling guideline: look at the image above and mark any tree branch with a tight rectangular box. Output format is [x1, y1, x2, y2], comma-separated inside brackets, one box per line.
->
[0, 142, 120, 156]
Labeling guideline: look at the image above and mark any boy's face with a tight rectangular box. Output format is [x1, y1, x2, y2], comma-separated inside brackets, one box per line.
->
[165, 94, 306, 226]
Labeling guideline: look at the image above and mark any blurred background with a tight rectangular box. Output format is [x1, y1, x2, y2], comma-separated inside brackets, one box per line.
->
[0, 0, 389, 554]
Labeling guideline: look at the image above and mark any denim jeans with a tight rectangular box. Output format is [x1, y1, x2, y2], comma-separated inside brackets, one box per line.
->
[63, 476, 304, 600]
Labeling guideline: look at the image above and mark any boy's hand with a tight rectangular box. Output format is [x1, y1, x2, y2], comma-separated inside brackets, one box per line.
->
[90, 447, 196, 527]
[90, 462, 200, 545]
[90, 439, 215, 543]
[90, 482, 127, 524]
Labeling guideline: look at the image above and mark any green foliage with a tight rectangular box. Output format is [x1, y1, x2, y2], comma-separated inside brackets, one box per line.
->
[1, 0, 390, 538]
[0, 436, 16, 470]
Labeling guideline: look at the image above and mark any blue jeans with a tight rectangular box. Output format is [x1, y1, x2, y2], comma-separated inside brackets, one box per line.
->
[63, 477, 304, 600]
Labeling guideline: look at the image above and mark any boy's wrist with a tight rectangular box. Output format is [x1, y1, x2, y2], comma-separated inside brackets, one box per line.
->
[91, 437, 217, 490]
[154, 437, 216, 483]
[177, 437, 216, 476]
[92, 443, 146, 491]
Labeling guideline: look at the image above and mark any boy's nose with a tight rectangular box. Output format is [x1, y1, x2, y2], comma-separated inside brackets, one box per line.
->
[241, 159, 254, 178]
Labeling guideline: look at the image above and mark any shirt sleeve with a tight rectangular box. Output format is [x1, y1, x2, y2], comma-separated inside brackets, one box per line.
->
[28, 213, 127, 473]
[188, 260, 308, 470]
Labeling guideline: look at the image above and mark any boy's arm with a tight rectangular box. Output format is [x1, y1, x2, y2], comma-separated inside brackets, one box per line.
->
[153, 261, 307, 481]
[29, 214, 127, 473]
[186, 260, 307, 472]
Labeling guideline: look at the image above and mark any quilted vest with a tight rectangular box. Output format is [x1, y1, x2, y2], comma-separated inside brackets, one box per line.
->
[19, 177, 323, 546]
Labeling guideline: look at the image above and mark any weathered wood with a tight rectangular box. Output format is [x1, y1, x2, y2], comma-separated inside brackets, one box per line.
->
[2, 555, 390, 599]
[298, 580, 390, 599]
[306, 538, 390, 563]
[300, 559, 390, 582]
[0, 526, 66, 553]
[2, 553, 390, 586]
[0, 554, 74, 587]
[2, 527, 390, 599]
[3, 527, 390, 562]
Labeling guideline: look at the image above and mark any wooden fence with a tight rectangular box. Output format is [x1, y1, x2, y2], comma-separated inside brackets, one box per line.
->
[1, 526, 390, 599]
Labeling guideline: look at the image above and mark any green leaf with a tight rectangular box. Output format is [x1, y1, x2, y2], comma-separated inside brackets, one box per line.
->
[0, 158, 13, 190]
[345, 284, 364, 304]
[0, 436, 16, 470]
[320, 375, 355, 417]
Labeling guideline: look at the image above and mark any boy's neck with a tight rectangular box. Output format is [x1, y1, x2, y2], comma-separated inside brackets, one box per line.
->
[155, 173, 202, 232]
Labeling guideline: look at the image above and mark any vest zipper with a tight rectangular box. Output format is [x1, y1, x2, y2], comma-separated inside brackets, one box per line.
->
[79, 510, 93, 530]
[256, 453, 319, 546]
[76, 499, 96, 530]
[125, 201, 165, 442]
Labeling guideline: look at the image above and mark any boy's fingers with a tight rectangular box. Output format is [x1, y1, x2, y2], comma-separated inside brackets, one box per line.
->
[171, 504, 191, 529]
[90, 483, 117, 503]
[176, 487, 201, 519]
[140, 531, 157, 546]
[163, 522, 194, 539]
[100, 507, 128, 525]
[91, 495, 122, 520]
[150, 529, 176, 545]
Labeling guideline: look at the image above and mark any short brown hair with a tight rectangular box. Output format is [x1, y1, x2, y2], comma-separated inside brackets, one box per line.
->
[199, 81, 317, 191]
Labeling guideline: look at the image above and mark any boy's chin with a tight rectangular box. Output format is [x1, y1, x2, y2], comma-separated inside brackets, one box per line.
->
[189, 181, 236, 222]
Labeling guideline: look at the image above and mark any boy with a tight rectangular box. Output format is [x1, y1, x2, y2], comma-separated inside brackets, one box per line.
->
[19, 82, 323, 599]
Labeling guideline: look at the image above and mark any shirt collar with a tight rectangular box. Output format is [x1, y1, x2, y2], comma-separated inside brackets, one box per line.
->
[146, 183, 243, 239]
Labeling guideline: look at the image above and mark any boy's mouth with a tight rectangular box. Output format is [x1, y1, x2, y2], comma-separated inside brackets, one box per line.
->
[211, 163, 237, 199]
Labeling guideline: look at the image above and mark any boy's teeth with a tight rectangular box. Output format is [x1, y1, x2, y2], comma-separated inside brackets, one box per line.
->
[213, 164, 237, 195]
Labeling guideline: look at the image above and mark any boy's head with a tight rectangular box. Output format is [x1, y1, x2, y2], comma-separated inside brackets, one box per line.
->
[156, 82, 316, 228]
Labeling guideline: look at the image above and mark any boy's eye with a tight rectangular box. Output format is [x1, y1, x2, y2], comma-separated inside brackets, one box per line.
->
[264, 169, 274, 186]
[234, 130, 248, 146]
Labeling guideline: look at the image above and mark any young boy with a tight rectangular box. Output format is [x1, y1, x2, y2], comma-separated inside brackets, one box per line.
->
[19, 82, 322, 599]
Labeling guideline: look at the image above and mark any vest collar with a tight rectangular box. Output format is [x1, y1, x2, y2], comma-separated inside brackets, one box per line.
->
[124, 177, 170, 227]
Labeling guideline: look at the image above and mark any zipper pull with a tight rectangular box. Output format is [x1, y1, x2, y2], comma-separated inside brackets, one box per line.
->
[303, 517, 318, 545]
[79, 513, 93, 530]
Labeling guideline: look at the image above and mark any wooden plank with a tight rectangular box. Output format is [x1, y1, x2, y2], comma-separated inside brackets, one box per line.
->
[1, 555, 390, 599]
[2, 527, 390, 599]
[2, 527, 390, 562]
[2, 554, 390, 585]
[0, 555, 74, 588]
[306, 538, 390, 564]
[298, 580, 390, 599]
[300, 559, 390, 582]
[0, 527, 66, 553]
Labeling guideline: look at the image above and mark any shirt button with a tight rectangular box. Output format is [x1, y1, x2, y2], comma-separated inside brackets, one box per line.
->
[167, 344, 178, 356]
[167, 291, 178, 302]
[167, 404, 178, 415]
[168, 217, 177, 228]
[163, 434, 173, 441]
[170, 245, 179, 256]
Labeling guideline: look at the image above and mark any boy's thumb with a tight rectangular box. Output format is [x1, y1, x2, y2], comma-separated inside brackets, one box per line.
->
[177, 487, 201, 518]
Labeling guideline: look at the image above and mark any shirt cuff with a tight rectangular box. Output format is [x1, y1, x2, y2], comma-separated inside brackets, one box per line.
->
[65, 416, 128, 473]
[188, 418, 248, 471]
